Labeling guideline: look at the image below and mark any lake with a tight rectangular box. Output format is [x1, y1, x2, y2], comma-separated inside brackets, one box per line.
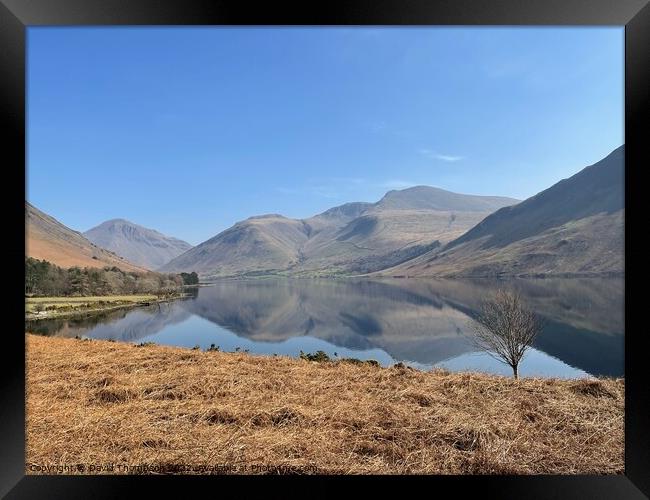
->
[27, 278, 624, 379]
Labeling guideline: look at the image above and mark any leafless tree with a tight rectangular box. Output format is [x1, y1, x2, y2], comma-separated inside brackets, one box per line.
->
[469, 288, 543, 379]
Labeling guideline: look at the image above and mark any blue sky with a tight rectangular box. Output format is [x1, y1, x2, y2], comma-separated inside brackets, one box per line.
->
[27, 27, 623, 245]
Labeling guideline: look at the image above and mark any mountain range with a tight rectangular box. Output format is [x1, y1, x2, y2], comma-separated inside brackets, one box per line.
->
[26, 146, 624, 278]
[159, 187, 519, 277]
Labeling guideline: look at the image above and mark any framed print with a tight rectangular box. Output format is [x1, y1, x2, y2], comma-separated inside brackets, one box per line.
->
[2, 0, 648, 497]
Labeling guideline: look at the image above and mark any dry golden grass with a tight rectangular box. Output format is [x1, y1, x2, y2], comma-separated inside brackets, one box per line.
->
[26, 335, 624, 475]
[27, 230, 146, 273]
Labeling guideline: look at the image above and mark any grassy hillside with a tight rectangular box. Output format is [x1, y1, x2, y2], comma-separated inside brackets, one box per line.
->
[26, 202, 147, 272]
[380, 146, 624, 278]
[161, 215, 311, 277]
[297, 209, 493, 275]
[26, 335, 623, 475]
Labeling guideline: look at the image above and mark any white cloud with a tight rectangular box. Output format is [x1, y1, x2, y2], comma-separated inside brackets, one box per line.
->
[419, 149, 464, 162]
[435, 154, 464, 162]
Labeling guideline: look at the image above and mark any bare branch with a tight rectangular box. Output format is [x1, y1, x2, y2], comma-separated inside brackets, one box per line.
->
[468, 288, 543, 378]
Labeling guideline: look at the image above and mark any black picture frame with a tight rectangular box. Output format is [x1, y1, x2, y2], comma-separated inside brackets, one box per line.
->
[2, 0, 648, 497]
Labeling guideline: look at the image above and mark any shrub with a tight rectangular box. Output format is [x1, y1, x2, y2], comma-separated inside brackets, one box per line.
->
[300, 350, 330, 362]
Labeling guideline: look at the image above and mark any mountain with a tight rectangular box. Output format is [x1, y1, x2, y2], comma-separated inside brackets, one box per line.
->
[374, 186, 518, 212]
[297, 188, 519, 275]
[84, 219, 192, 270]
[379, 146, 624, 278]
[160, 214, 311, 277]
[160, 187, 519, 278]
[26, 202, 146, 272]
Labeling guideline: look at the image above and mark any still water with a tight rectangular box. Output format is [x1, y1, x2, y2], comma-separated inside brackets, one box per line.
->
[27, 278, 624, 379]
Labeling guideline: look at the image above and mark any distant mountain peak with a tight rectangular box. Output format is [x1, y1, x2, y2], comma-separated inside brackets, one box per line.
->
[246, 213, 288, 220]
[84, 219, 192, 270]
[102, 218, 131, 224]
[375, 185, 520, 212]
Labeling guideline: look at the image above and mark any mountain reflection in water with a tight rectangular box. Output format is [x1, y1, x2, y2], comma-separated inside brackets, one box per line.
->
[27, 278, 624, 378]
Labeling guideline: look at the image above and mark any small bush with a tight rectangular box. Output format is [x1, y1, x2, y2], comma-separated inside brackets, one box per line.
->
[206, 344, 220, 352]
[300, 350, 330, 362]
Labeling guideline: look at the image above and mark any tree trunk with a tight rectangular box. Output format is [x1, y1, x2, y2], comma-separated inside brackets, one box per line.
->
[512, 364, 519, 379]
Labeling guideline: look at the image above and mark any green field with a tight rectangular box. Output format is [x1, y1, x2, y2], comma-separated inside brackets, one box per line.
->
[25, 295, 160, 317]
[27, 295, 157, 304]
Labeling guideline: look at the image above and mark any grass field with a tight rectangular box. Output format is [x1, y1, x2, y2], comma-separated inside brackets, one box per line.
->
[27, 294, 157, 306]
[26, 335, 624, 475]
[27, 294, 157, 305]
[25, 295, 164, 319]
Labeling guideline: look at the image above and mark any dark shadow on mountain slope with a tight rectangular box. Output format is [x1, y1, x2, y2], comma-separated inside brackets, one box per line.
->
[336, 215, 379, 241]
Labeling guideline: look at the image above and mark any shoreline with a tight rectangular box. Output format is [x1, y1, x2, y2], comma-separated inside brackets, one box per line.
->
[25, 293, 191, 321]
[198, 272, 625, 282]
[26, 335, 624, 475]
